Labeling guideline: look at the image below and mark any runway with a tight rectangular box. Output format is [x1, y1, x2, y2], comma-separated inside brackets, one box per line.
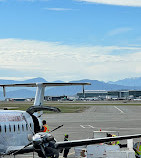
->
[5, 105, 141, 158]
[46, 105, 141, 141]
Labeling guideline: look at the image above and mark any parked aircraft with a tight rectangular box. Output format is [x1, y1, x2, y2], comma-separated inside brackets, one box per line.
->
[0, 82, 141, 158]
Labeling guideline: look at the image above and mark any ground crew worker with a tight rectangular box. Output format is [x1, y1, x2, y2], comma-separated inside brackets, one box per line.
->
[133, 142, 141, 158]
[111, 134, 119, 145]
[63, 134, 70, 158]
[107, 133, 119, 145]
[41, 120, 50, 133]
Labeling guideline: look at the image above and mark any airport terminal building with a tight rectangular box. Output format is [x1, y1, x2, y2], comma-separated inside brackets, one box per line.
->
[77, 90, 108, 100]
[77, 90, 141, 100]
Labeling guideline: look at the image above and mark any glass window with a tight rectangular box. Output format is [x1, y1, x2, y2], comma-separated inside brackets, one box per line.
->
[14, 125, 16, 132]
[22, 124, 24, 131]
[5, 125, 6, 133]
[26, 124, 28, 131]
[9, 125, 11, 132]
[30, 123, 32, 129]
[18, 124, 20, 131]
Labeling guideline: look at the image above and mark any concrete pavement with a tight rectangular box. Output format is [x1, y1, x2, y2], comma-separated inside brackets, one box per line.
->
[5, 105, 141, 158]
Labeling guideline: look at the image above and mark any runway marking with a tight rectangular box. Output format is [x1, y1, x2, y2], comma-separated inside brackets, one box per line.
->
[114, 106, 124, 114]
[80, 125, 95, 128]
[80, 125, 86, 128]
[88, 125, 95, 128]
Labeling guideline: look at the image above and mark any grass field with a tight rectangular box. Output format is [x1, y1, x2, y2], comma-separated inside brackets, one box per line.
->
[0, 101, 88, 113]
[0, 100, 141, 113]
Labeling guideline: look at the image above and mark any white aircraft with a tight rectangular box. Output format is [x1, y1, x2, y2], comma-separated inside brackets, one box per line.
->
[0, 82, 141, 158]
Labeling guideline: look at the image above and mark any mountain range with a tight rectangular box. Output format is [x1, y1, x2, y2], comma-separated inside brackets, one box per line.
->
[108, 77, 141, 87]
[0, 77, 141, 99]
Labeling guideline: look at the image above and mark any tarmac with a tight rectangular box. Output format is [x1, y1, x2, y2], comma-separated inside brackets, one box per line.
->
[4, 105, 141, 158]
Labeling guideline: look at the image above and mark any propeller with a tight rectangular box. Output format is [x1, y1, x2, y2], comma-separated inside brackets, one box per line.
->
[22, 114, 49, 157]
[11, 114, 61, 158]
[32, 132, 56, 158]
[11, 132, 58, 157]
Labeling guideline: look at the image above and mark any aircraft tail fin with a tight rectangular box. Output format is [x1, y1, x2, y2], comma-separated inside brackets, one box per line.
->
[0, 82, 91, 107]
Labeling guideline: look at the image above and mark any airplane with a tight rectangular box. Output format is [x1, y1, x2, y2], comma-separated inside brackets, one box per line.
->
[0, 82, 141, 158]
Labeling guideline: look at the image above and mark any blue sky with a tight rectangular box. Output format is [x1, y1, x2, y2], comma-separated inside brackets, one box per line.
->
[0, 0, 141, 82]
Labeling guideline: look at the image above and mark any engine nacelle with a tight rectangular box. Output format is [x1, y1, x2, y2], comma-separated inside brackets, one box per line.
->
[33, 132, 54, 145]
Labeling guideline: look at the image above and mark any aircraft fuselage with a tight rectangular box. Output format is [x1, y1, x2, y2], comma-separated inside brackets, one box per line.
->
[0, 110, 36, 154]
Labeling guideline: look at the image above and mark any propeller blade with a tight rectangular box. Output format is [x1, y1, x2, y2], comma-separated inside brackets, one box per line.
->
[50, 125, 63, 133]
[40, 144, 46, 157]
[11, 142, 32, 155]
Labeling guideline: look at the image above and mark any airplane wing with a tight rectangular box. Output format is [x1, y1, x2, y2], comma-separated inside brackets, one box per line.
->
[0, 82, 91, 98]
[0, 82, 91, 87]
[6, 133, 141, 156]
[55, 133, 141, 148]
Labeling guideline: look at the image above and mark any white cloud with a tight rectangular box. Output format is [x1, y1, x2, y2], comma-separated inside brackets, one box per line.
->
[0, 77, 34, 80]
[77, 0, 141, 7]
[107, 28, 133, 36]
[0, 38, 141, 81]
[44, 8, 72, 11]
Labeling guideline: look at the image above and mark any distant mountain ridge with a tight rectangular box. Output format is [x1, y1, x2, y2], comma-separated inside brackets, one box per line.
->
[0, 77, 141, 99]
[108, 77, 141, 87]
[0, 77, 47, 84]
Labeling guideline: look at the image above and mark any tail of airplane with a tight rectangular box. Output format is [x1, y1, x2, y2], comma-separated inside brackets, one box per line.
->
[34, 83, 45, 106]
[0, 82, 90, 120]
[0, 81, 91, 107]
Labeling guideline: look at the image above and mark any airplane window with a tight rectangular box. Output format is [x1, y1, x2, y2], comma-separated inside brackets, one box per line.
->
[18, 124, 20, 131]
[5, 125, 6, 133]
[22, 124, 24, 131]
[9, 125, 11, 132]
[14, 125, 15, 132]
[29, 123, 32, 130]
[0, 125, 1, 132]
[26, 124, 28, 131]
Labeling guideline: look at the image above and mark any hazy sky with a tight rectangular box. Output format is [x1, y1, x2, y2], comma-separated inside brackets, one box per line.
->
[0, 0, 141, 82]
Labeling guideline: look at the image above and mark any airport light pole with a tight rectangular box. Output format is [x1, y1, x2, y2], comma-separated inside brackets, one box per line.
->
[83, 85, 85, 98]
